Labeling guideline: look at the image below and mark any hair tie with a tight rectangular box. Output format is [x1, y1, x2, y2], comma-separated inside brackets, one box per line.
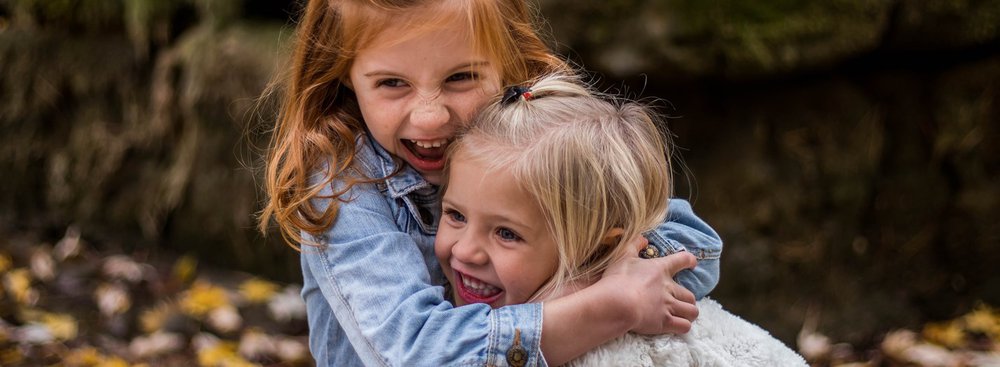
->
[502, 86, 533, 105]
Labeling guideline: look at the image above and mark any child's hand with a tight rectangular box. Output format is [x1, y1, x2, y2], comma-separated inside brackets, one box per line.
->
[601, 237, 699, 335]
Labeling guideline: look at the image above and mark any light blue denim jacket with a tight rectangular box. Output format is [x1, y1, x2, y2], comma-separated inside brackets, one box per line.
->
[300, 133, 722, 367]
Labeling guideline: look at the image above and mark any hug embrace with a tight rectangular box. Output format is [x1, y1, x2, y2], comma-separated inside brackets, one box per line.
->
[258, 0, 805, 365]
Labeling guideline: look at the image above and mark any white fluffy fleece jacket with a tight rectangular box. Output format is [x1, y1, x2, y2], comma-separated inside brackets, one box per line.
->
[565, 298, 808, 367]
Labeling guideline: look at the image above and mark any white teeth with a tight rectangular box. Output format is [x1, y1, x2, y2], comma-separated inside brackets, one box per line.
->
[461, 275, 500, 296]
[409, 139, 449, 149]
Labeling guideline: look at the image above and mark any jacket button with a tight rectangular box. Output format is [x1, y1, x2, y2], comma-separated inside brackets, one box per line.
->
[506, 329, 527, 367]
[639, 244, 659, 259]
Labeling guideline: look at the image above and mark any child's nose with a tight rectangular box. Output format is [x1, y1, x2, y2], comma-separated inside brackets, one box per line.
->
[410, 96, 450, 130]
[452, 234, 488, 266]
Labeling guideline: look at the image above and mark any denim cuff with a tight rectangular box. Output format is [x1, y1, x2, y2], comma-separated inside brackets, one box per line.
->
[488, 303, 546, 367]
[644, 233, 722, 260]
[644, 230, 688, 256]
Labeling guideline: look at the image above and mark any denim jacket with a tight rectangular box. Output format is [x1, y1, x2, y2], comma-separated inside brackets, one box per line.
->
[300, 133, 722, 367]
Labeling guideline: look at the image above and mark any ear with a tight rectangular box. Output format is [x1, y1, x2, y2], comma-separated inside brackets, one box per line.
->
[599, 227, 625, 246]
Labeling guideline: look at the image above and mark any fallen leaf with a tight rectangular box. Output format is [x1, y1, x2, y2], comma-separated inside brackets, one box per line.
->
[95, 282, 132, 316]
[238, 278, 279, 304]
[180, 281, 231, 319]
[267, 285, 306, 323]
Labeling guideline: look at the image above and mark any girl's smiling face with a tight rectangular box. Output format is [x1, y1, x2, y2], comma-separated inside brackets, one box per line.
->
[348, 14, 501, 184]
[434, 155, 559, 308]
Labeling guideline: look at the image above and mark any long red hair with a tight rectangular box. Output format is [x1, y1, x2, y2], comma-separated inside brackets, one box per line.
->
[259, 0, 569, 249]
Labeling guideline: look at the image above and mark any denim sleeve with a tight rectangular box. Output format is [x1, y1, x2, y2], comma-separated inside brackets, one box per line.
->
[643, 199, 723, 300]
[301, 179, 546, 367]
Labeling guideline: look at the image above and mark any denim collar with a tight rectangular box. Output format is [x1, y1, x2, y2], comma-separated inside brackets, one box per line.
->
[361, 133, 437, 199]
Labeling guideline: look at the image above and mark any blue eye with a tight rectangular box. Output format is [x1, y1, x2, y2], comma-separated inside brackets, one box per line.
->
[496, 228, 521, 242]
[445, 209, 466, 223]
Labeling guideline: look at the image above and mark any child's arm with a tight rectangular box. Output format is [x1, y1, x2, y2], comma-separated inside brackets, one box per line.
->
[541, 251, 699, 364]
[644, 198, 723, 299]
[302, 179, 696, 366]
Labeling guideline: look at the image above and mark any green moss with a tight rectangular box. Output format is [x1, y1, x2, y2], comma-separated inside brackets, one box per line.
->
[665, 0, 889, 74]
[898, 0, 1000, 46]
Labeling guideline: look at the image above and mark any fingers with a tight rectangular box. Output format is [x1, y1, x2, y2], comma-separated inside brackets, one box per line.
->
[663, 297, 699, 334]
[627, 234, 649, 252]
[671, 295, 699, 322]
[660, 251, 697, 276]
[672, 283, 696, 305]
[665, 315, 694, 334]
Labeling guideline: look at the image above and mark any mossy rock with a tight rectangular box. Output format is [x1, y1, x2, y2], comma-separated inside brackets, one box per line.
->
[539, 0, 999, 79]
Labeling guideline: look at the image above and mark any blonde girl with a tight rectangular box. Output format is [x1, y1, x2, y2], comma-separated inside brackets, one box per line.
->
[259, 1, 721, 365]
[437, 73, 697, 308]
[435, 74, 801, 367]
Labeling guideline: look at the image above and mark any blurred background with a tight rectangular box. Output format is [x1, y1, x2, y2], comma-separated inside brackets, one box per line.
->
[0, 0, 997, 365]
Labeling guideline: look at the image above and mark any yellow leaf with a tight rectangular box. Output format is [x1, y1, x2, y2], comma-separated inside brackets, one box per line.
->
[64, 347, 103, 366]
[4, 268, 37, 305]
[239, 278, 279, 304]
[140, 301, 178, 334]
[97, 356, 130, 367]
[172, 255, 198, 285]
[922, 321, 965, 349]
[197, 341, 258, 367]
[41, 312, 78, 341]
[181, 281, 231, 318]
[963, 304, 1000, 337]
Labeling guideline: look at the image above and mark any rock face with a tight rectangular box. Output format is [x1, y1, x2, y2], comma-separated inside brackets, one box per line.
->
[0, 0, 298, 280]
[1, 0, 997, 346]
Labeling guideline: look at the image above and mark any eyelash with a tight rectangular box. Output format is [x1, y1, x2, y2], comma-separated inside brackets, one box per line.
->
[496, 228, 522, 242]
[375, 78, 406, 88]
[377, 72, 477, 88]
[446, 72, 478, 82]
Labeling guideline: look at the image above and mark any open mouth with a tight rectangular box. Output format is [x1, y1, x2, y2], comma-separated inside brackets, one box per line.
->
[455, 271, 503, 305]
[400, 139, 450, 172]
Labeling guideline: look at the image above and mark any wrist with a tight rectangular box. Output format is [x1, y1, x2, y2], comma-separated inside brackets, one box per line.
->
[540, 281, 634, 364]
[585, 278, 637, 334]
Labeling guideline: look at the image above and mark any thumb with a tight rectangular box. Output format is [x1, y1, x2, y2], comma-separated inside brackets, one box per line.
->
[660, 251, 697, 276]
[634, 235, 650, 253]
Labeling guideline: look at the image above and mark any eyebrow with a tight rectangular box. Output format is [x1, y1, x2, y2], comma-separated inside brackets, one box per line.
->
[362, 61, 492, 78]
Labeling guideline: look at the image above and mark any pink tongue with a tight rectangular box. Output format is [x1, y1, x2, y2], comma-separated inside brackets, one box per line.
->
[412, 145, 445, 159]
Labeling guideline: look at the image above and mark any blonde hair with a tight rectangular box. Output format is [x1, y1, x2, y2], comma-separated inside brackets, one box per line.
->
[446, 74, 673, 301]
[259, 0, 569, 248]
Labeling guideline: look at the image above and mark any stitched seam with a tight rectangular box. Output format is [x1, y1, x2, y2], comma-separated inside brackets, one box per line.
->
[317, 251, 391, 367]
[488, 311, 498, 366]
[532, 305, 543, 367]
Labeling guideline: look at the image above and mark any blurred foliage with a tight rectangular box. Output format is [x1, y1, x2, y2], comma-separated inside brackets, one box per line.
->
[0, 229, 309, 366]
[0, 0, 998, 364]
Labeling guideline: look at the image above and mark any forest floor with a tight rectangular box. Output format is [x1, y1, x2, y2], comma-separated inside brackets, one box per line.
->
[1, 226, 998, 367]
